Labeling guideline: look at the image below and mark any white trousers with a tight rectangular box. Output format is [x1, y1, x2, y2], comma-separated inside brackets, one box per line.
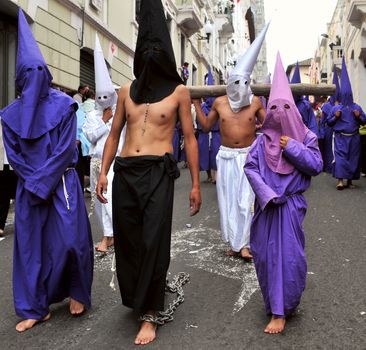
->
[90, 158, 114, 237]
[216, 145, 254, 251]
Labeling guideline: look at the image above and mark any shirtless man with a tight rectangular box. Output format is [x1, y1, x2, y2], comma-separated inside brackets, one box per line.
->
[193, 23, 269, 261]
[193, 95, 265, 259]
[96, 0, 201, 345]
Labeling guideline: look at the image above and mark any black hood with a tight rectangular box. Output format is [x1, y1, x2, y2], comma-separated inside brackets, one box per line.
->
[130, 0, 183, 104]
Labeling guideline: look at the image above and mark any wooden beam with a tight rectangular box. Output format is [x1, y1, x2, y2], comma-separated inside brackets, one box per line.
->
[188, 84, 336, 99]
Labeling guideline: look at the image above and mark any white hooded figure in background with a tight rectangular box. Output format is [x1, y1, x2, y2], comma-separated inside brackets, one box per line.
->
[83, 34, 125, 253]
[226, 22, 270, 113]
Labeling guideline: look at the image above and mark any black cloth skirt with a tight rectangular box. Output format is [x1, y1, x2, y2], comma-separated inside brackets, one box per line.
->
[112, 153, 179, 314]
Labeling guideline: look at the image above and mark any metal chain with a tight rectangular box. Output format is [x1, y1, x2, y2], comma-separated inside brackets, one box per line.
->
[139, 272, 190, 326]
[88, 158, 102, 218]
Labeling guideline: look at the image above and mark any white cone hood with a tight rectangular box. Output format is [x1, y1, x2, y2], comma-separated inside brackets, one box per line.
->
[227, 22, 270, 113]
[94, 34, 117, 110]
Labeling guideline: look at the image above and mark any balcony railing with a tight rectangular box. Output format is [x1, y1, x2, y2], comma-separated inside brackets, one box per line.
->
[348, 0, 366, 29]
[216, 0, 234, 36]
[176, 0, 203, 37]
[331, 45, 343, 66]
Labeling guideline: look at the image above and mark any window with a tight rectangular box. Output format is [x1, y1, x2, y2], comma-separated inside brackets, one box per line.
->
[0, 14, 17, 108]
[90, 0, 103, 12]
[80, 49, 95, 91]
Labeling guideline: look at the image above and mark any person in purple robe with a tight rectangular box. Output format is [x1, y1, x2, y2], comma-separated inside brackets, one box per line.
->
[0, 9, 93, 332]
[197, 101, 211, 178]
[320, 66, 340, 173]
[196, 67, 217, 182]
[172, 123, 180, 161]
[291, 62, 319, 136]
[209, 119, 220, 184]
[244, 52, 323, 334]
[204, 68, 220, 183]
[327, 57, 366, 190]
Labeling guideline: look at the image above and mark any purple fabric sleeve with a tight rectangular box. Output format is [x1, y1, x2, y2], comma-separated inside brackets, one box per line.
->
[1, 121, 35, 182]
[283, 132, 323, 177]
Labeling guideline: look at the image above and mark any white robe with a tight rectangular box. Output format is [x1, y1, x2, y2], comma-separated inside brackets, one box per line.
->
[83, 106, 125, 237]
[216, 145, 254, 251]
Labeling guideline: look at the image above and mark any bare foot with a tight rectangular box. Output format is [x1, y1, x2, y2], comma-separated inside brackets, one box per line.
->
[16, 313, 51, 332]
[264, 316, 286, 334]
[134, 321, 157, 345]
[69, 298, 85, 315]
[336, 179, 344, 190]
[226, 249, 239, 257]
[240, 247, 253, 261]
[95, 237, 114, 253]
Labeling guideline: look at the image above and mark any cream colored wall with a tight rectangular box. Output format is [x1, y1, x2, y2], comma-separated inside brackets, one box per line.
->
[299, 66, 310, 84]
[343, 13, 366, 109]
[288, 66, 311, 84]
[12, 0, 134, 90]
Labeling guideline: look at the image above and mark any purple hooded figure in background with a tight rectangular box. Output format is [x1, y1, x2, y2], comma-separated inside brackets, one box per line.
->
[321, 65, 340, 173]
[196, 66, 217, 176]
[205, 68, 221, 174]
[0, 8, 93, 331]
[291, 62, 319, 136]
[196, 70, 212, 173]
[327, 57, 366, 189]
[244, 52, 323, 334]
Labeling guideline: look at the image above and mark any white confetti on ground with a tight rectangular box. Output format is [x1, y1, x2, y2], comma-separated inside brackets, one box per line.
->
[93, 250, 114, 272]
[92, 224, 260, 313]
[171, 224, 259, 313]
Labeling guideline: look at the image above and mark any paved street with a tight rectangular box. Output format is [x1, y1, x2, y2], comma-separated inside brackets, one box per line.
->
[0, 167, 366, 350]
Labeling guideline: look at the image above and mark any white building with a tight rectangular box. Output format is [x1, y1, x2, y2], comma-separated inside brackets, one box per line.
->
[318, 0, 366, 109]
[0, 0, 268, 109]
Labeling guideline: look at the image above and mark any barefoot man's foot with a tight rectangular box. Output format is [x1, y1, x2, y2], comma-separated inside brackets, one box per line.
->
[16, 313, 51, 332]
[264, 316, 286, 334]
[69, 298, 85, 315]
[240, 247, 253, 261]
[95, 236, 114, 253]
[135, 321, 157, 345]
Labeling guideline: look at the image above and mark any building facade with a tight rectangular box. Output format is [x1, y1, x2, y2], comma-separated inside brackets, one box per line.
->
[0, 0, 268, 109]
[318, 0, 366, 109]
[286, 58, 313, 84]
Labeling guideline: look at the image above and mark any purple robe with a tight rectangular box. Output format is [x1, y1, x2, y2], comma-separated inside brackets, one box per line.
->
[197, 104, 210, 171]
[172, 126, 180, 161]
[1, 100, 93, 320]
[320, 102, 334, 173]
[209, 121, 220, 171]
[296, 99, 319, 137]
[327, 103, 366, 179]
[244, 131, 322, 317]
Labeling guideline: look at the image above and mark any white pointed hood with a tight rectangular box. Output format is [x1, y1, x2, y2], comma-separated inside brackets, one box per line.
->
[227, 22, 270, 113]
[94, 34, 117, 110]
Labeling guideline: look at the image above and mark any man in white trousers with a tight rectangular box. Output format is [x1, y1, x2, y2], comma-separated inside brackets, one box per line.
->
[83, 34, 125, 252]
[193, 23, 269, 260]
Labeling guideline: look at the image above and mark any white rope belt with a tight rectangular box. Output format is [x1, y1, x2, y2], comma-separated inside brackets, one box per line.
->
[62, 168, 73, 210]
